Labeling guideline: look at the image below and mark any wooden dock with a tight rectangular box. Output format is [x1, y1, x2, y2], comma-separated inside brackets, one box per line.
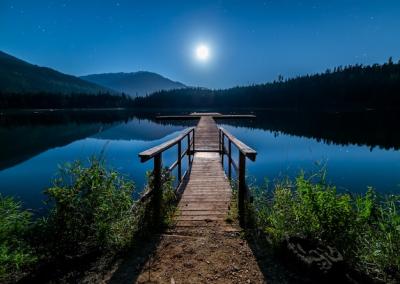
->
[176, 116, 230, 228]
[139, 113, 256, 230]
[156, 113, 256, 120]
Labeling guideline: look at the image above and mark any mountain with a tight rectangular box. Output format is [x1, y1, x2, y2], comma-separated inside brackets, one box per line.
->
[80, 71, 186, 97]
[0, 50, 111, 94]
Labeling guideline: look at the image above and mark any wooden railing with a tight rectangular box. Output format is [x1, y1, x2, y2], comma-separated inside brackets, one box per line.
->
[138, 127, 195, 224]
[219, 127, 257, 226]
[138, 125, 256, 227]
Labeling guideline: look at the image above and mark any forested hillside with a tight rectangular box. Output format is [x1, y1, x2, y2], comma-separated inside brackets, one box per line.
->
[134, 59, 400, 110]
[0, 51, 110, 94]
[80, 71, 186, 97]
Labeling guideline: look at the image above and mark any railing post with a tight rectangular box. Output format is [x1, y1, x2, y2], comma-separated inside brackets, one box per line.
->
[187, 133, 191, 165]
[152, 153, 162, 228]
[178, 140, 182, 182]
[219, 129, 221, 153]
[228, 140, 232, 180]
[238, 152, 246, 227]
[221, 133, 225, 166]
[192, 129, 195, 154]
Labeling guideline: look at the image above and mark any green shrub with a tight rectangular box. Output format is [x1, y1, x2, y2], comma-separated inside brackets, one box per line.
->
[43, 158, 139, 256]
[355, 191, 400, 278]
[160, 174, 178, 227]
[252, 173, 400, 281]
[0, 158, 180, 281]
[0, 195, 36, 280]
[144, 168, 178, 228]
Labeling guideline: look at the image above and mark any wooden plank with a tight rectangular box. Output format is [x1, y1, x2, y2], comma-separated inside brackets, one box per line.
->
[178, 211, 227, 216]
[175, 116, 233, 228]
[176, 215, 226, 221]
[156, 114, 256, 119]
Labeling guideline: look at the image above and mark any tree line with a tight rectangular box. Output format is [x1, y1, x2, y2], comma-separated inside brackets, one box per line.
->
[1, 59, 400, 110]
[134, 58, 400, 110]
[0, 92, 134, 109]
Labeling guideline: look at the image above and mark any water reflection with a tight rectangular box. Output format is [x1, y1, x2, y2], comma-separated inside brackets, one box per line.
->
[0, 109, 399, 211]
[0, 110, 191, 211]
[216, 110, 400, 150]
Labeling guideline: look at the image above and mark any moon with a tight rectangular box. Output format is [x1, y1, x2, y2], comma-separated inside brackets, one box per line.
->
[196, 44, 209, 61]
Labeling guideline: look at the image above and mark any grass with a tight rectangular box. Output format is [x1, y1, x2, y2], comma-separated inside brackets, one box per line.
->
[0, 157, 179, 282]
[250, 171, 400, 282]
[225, 179, 238, 224]
[4, 156, 397, 282]
[0, 195, 37, 281]
[144, 168, 178, 228]
[42, 158, 139, 256]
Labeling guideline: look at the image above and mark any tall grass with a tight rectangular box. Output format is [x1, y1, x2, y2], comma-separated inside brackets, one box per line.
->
[41, 158, 139, 256]
[0, 195, 36, 281]
[251, 172, 400, 282]
[0, 157, 178, 281]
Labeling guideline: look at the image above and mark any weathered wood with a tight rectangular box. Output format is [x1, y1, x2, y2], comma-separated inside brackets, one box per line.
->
[139, 127, 194, 162]
[176, 150, 231, 228]
[228, 139, 232, 180]
[238, 152, 246, 226]
[187, 134, 191, 166]
[139, 113, 257, 230]
[152, 153, 162, 227]
[177, 140, 182, 182]
[219, 127, 257, 161]
[156, 114, 256, 119]
[194, 116, 220, 152]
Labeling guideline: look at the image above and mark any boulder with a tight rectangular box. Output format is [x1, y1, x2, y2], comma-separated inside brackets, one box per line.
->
[282, 236, 344, 280]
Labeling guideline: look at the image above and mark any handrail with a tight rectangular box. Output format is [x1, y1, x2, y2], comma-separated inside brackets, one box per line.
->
[138, 127, 195, 226]
[219, 127, 257, 161]
[139, 127, 195, 162]
[218, 127, 257, 226]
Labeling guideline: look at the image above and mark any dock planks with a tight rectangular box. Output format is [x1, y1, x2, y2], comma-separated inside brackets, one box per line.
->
[194, 116, 220, 152]
[176, 116, 233, 230]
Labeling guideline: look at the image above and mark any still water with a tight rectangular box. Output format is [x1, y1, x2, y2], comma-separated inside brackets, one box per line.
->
[0, 110, 399, 212]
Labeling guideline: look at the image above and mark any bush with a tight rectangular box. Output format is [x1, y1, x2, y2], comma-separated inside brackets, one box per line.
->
[144, 168, 178, 228]
[43, 158, 139, 256]
[0, 195, 36, 281]
[0, 158, 180, 281]
[252, 173, 400, 282]
[355, 191, 400, 278]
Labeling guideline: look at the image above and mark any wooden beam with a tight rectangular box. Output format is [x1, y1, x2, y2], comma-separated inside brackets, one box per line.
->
[219, 127, 257, 161]
[139, 127, 195, 162]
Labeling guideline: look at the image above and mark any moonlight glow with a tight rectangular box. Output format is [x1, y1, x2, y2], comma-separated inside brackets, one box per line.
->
[196, 45, 210, 61]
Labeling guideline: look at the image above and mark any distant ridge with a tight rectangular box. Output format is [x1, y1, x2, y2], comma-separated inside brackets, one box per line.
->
[80, 71, 186, 97]
[0, 50, 111, 94]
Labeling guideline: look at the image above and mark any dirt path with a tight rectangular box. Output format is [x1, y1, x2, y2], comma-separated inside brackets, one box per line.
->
[128, 228, 265, 283]
[81, 225, 308, 284]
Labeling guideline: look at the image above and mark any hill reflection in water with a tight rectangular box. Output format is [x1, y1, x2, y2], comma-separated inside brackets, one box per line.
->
[0, 109, 399, 211]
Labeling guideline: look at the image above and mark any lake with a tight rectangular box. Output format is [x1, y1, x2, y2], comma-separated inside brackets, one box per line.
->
[0, 109, 399, 213]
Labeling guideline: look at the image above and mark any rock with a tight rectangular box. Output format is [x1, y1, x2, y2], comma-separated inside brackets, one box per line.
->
[282, 236, 345, 280]
[184, 261, 194, 268]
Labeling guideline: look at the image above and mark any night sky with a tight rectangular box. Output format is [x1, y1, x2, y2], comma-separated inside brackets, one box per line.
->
[1, 0, 400, 88]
